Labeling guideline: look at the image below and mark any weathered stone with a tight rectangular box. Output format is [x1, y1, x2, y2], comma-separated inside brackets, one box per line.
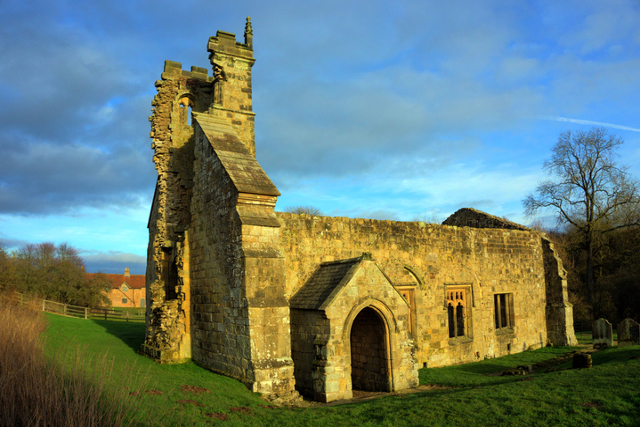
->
[617, 318, 640, 347]
[592, 318, 613, 348]
[143, 19, 578, 403]
[572, 353, 592, 369]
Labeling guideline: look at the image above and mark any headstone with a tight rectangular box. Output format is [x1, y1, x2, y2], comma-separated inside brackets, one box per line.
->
[592, 318, 613, 348]
[572, 353, 592, 369]
[617, 318, 640, 348]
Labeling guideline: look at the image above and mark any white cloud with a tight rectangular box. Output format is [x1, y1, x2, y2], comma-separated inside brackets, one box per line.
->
[540, 116, 640, 132]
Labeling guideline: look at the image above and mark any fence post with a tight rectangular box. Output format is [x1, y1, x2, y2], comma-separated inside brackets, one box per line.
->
[84, 307, 88, 319]
[42, 299, 46, 312]
[104, 309, 107, 321]
[64, 304, 67, 316]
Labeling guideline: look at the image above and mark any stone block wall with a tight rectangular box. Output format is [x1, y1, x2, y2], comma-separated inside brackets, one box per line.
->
[186, 117, 296, 397]
[290, 309, 330, 397]
[189, 126, 250, 380]
[277, 213, 562, 367]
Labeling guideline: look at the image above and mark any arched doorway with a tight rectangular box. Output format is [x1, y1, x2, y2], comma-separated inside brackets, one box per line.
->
[350, 307, 390, 392]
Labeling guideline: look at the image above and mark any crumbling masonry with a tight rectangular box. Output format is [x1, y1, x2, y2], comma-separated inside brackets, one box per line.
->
[143, 19, 577, 402]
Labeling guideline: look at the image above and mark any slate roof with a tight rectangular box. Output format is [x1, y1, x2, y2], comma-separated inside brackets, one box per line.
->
[194, 113, 280, 197]
[290, 258, 361, 310]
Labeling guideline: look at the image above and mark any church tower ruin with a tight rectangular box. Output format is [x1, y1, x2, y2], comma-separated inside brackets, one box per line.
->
[143, 19, 297, 398]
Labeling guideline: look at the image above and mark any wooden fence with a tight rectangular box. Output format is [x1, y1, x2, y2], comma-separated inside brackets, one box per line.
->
[11, 292, 145, 322]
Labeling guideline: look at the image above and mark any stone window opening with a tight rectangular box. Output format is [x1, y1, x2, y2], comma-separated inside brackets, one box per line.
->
[447, 288, 470, 339]
[494, 293, 514, 330]
[122, 284, 128, 292]
[396, 286, 415, 335]
[178, 98, 193, 126]
[167, 258, 178, 300]
[122, 298, 127, 304]
[162, 247, 179, 301]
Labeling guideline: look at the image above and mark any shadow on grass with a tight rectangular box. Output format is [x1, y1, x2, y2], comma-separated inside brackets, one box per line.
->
[89, 319, 146, 353]
[447, 363, 510, 374]
[592, 346, 640, 365]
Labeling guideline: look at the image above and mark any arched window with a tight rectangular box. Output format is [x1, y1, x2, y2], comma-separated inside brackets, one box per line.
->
[178, 97, 193, 126]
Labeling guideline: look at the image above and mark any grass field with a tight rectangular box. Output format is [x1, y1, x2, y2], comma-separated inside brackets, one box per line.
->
[44, 315, 640, 426]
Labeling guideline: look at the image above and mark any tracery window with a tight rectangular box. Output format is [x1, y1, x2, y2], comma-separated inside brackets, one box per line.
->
[447, 288, 469, 339]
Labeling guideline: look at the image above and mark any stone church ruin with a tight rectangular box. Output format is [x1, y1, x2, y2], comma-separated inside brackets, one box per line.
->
[142, 19, 578, 402]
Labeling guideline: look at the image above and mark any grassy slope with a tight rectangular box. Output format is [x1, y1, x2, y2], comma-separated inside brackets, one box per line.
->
[44, 315, 640, 426]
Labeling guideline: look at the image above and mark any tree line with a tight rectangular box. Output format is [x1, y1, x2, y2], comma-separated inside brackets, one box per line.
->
[0, 242, 110, 307]
[525, 127, 640, 324]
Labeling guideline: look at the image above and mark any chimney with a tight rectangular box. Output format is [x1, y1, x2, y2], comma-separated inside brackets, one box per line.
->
[124, 267, 130, 277]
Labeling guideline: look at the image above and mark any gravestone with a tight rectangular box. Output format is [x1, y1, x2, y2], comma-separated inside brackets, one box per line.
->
[617, 318, 640, 348]
[592, 318, 613, 348]
[572, 353, 592, 369]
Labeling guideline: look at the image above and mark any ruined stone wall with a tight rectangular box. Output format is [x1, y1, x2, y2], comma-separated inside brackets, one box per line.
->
[278, 213, 551, 367]
[143, 62, 214, 362]
[543, 238, 578, 346]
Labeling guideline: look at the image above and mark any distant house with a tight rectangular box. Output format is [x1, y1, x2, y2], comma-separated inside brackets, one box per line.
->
[89, 268, 146, 308]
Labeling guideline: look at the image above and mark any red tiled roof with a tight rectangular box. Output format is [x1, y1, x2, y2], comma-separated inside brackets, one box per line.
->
[86, 271, 146, 289]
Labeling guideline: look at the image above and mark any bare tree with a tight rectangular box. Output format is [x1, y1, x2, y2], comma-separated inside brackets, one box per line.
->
[524, 127, 640, 314]
[284, 205, 323, 216]
[412, 213, 443, 224]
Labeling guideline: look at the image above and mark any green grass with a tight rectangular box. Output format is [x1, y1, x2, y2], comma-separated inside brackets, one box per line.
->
[418, 346, 581, 387]
[44, 315, 640, 426]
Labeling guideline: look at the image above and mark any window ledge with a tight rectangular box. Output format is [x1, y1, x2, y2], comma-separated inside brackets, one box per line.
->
[495, 327, 515, 336]
[448, 336, 473, 345]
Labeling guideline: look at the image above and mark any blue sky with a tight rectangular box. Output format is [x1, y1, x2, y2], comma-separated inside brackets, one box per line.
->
[1, 0, 639, 274]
